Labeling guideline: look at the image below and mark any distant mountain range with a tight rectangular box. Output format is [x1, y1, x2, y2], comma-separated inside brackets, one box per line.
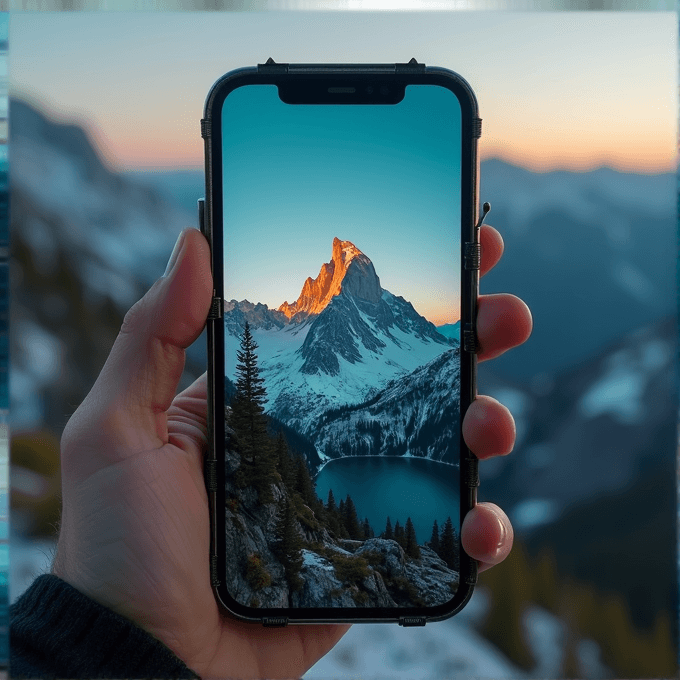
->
[127, 157, 676, 386]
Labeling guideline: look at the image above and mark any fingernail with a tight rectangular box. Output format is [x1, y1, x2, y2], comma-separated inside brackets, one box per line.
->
[163, 230, 187, 277]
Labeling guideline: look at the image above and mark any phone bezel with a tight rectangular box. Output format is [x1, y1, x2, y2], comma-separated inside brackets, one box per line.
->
[202, 63, 481, 624]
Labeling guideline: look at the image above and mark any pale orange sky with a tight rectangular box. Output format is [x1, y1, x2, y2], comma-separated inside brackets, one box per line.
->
[9, 12, 677, 174]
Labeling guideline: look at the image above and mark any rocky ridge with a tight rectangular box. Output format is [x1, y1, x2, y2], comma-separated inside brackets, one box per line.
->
[278, 237, 376, 320]
[223, 434, 459, 609]
[312, 346, 461, 465]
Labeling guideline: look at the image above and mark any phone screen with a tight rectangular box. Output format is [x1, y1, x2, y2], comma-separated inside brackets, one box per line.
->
[220, 82, 464, 610]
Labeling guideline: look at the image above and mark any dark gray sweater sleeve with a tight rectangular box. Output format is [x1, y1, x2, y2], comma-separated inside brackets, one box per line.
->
[10, 574, 201, 679]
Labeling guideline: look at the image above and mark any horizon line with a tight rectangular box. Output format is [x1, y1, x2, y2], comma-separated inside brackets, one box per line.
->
[226, 296, 460, 328]
[120, 156, 677, 177]
[12, 93, 676, 177]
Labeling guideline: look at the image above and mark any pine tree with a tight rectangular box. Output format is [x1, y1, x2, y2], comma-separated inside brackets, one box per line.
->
[335, 498, 350, 539]
[295, 455, 316, 507]
[384, 516, 394, 540]
[275, 431, 295, 491]
[404, 517, 421, 559]
[439, 517, 457, 570]
[229, 322, 276, 503]
[327, 489, 337, 514]
[362, 517, 373, 539]
[393, 520, 406, 550]
[325, 490, 343, 537]
[343, 494, 363, 540]
[430, 520, 440, 554]
[274, 495, 304, 592]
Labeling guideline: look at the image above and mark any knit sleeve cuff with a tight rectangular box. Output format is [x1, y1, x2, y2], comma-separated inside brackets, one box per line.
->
[10, 574, 201, 679]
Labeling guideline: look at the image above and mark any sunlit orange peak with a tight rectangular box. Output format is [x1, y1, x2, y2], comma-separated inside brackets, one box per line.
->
[278, 237, 365, 320]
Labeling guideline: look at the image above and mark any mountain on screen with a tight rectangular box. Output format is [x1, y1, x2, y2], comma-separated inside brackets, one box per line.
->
[223, 238, 458, 443]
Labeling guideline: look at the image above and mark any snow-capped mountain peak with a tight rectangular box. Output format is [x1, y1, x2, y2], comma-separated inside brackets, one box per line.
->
[278, 237, 380, 321]
[224, 236, 455, 436]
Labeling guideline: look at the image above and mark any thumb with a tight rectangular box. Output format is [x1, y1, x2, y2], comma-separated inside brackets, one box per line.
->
[62, 228, 213, 465]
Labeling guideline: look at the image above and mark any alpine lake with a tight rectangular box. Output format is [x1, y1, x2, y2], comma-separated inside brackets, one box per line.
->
[314, 455, 460, 544]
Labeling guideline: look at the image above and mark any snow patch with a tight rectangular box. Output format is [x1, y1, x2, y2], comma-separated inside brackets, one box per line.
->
[511, 498, 559, 531]
[578, 364, 645, 425]
[301, 550, 334, 571]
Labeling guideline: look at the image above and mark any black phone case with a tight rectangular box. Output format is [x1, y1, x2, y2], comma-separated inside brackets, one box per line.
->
[200, 59, 482, 625]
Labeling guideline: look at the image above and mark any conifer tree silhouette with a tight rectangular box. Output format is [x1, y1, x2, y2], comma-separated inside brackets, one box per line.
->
[439, 516, 458, 570]
[394, 520, 406, 550]
[294, 455, 316, 507]
[275, 430, 296, 491]
[327, 489, 337, 514]
[384, 516, 394, 540]
[274, 495, 304, 592]
[343, 494, 363, 540]
[405, 517, 421, 559]
[325, 489, 344, 537]
[362, 517, 374, 539]
[230, 322, 276, 503]
[430, 519, 440, 554]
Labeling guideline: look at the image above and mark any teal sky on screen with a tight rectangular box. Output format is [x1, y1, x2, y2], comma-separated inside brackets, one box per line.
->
[222, 84, 462, 326]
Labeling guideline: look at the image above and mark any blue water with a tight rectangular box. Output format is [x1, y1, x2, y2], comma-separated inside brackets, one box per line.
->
[315, 456, 460, 545]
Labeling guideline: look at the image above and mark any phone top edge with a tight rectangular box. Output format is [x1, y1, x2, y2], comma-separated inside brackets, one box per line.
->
[203, 63, 479, 120]
[258, 60, 425, 73]
[203, 65, 259, 119]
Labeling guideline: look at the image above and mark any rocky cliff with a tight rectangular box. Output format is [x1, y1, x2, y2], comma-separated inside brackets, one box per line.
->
[223, 430, 459, 609]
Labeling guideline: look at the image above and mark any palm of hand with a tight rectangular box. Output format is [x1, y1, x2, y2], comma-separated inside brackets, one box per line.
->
[56, 374, 347, 680]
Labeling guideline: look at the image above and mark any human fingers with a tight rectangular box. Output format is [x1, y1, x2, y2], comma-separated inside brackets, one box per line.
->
[461, 502, 514, 573]
[479, 224, 504, 278]
[476, 293, 532, 363]
[60, 228, 213, 476]
[462, 395, 515, 460]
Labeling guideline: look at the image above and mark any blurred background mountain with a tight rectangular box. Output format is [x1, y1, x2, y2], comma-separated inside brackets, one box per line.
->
[9, 96, 677, 678]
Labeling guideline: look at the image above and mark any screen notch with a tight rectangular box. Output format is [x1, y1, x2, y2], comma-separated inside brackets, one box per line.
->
[278, 80, 406, 105]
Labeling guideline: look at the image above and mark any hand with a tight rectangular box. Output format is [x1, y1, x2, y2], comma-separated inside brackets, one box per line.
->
[52, 224, 531, 679]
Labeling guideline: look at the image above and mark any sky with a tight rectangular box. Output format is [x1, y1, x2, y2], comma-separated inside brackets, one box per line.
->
[221, 83, 462, 323]
[8, 12, 677, 174]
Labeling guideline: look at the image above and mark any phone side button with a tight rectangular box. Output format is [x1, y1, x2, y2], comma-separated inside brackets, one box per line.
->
[198, 198, 205, 231]
[473, 118, 482, 138]
[464, 242, 481, 270]
[465, 457, 479, 488]
[263, 617, 289, 627]
[210, 555, 221, 587]
[399, 616, 426, 627]
[463, 323, 479, 353]
[205, 459, 217, 491]
[208, 297, 223, 320]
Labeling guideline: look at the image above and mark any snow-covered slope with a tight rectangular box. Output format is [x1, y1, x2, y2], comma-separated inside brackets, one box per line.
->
[312, 347, 461, 465]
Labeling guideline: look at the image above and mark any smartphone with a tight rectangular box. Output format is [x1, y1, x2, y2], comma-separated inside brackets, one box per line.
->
[200, 60, 482, 625]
